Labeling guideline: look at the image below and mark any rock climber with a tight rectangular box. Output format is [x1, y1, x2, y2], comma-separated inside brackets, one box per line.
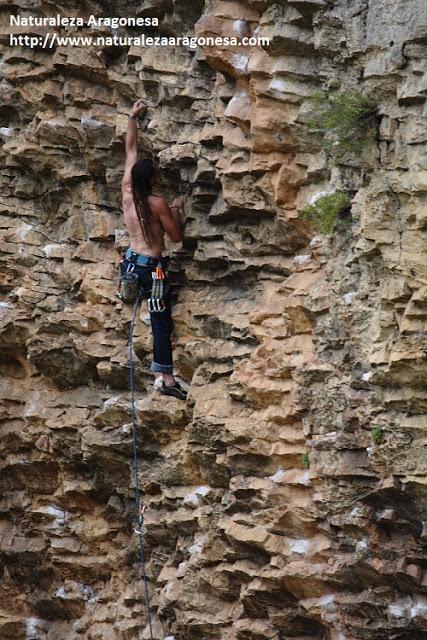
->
[120, 98, 187, 400]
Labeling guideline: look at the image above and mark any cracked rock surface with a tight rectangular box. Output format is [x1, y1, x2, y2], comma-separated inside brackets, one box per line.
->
[0, 0, 426, 638]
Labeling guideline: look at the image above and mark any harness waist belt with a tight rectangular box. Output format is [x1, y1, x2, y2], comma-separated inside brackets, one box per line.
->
[125, 248, 162, 267]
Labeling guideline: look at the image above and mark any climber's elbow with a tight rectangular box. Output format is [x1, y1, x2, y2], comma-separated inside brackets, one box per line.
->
[168, 226, 184, 243]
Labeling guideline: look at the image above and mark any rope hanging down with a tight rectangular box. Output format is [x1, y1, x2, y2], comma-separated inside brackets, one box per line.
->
[128, 296, 154, 640]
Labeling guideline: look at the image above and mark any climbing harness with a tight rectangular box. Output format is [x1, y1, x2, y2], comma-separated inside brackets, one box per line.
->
[117, 250, 169, 313]
[128, 296, 154, 639]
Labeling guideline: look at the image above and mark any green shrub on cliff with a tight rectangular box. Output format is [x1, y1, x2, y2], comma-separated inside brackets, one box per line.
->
[300, 191, 351, 234]
[371, 426, 383, 445]
[301, 452, 310, 468]
[307, 90, 377, 163]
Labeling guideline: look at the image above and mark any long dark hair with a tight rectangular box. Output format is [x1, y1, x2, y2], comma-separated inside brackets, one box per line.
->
[131, 158, 156, 245]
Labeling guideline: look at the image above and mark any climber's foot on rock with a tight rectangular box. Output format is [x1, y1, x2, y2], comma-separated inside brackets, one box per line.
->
[159, 380, 187, 401]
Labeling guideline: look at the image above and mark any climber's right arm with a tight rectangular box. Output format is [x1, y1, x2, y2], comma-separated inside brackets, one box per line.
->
[122, 99, 146, 195]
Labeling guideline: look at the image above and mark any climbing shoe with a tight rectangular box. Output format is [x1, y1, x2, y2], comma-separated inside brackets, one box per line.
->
[159, 381, 187, 401]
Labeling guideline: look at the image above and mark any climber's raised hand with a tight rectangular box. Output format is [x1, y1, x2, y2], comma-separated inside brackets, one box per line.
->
[130, 99, 147, 117]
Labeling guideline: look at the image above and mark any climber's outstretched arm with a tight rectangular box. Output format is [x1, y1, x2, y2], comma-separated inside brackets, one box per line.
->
[122, 99, 146, 195]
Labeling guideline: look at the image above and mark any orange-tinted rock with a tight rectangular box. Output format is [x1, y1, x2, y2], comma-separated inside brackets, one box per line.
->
[0, 0, 425, 638]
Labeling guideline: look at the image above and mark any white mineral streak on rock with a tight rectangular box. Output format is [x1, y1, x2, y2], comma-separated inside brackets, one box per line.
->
[355, 539, 368, 553]
[309, 191, 330, 205]
[388, 603, 407, 618]
[309, 234, 323, 247]
[56, 582, 95, 601]
[45, 504, 68, 527]
[184, 485, 210, 507]
[410, 597, 427, 618]
[188, 534, 208, 555]
[274, 469, 311, 485]
[232, 54, 249, 72]
[102, 396, 121, 409]
[80, 116, 103, 129]
[233, 20, 247, 35]
[176, 561, 189, 577]
[42, 243, 63, 256]
[294, 254, 311, 264]
[45, 119, 65, 128]
[269, 77, 288, 93]
[25, 618, 40, 639]
[290, 538, 310, 554]
[342, 292, 355, 305]
[269, 468, 286, 482]
[15, 222, 33, 240]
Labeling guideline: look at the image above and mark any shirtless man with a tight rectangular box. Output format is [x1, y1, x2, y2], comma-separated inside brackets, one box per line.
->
[120, 98, 186, 400]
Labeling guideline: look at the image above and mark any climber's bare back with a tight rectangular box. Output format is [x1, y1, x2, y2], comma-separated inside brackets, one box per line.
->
[121, 100, 183, 254]
[122, 190, 166, 258]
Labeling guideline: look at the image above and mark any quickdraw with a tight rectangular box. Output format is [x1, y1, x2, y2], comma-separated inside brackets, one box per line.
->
[134, 503, 147, 536]
[147, 261, 167, 313]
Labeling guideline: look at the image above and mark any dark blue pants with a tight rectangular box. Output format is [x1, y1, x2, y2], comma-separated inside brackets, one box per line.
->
[121, 258, 173, 374]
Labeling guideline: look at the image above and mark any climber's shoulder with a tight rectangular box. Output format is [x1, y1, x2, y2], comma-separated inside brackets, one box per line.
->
[147, 195, 169, 217]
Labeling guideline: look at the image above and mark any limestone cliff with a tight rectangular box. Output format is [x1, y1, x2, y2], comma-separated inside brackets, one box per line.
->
[0, 1, 426, 639]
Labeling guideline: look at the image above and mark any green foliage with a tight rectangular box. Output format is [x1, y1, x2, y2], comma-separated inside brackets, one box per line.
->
[301, 452, 310, 468]
[307, 90, 377, 163]
[371, 426, 383, 445]
[300, 191, 351, 234]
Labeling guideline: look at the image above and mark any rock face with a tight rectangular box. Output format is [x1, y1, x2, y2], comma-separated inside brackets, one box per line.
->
[0, 1, 426, 639]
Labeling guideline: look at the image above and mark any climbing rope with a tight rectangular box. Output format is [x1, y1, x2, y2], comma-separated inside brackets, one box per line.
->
[128, 295, 154, 640]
